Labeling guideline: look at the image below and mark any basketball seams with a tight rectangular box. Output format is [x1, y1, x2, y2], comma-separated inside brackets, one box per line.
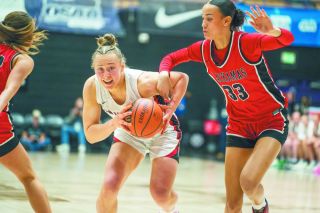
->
[141, 99, 155, 136]
[131, 98, 163, 138]
[142, 107, 163, 137]
[132, 100, 142, 137]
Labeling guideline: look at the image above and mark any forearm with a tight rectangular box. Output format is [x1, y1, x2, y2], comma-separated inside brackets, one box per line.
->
[159, 42, 203, 72]
[242, 28, 294, 58]
[170, 74, 189, 111]
[159, 50, 189, 73]
[260, 28, 294, 49]
[0, 86, 19, 111]
[84, 119, 117, 144]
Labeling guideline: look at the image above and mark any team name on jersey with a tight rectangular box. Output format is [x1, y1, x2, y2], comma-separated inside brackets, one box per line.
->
[214, 67, 247, 83]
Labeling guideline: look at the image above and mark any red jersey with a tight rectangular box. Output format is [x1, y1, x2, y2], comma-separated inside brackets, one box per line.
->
[159, 29, 294, 122]
[0, 43, 20, 112]
[0, 43, 20, 144]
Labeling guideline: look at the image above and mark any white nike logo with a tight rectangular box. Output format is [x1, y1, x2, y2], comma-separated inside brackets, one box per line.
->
[155, 7, 201, 29]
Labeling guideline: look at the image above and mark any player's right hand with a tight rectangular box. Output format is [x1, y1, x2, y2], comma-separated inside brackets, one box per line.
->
[113, 103, 132, 131]
[157, 71, 172, 101]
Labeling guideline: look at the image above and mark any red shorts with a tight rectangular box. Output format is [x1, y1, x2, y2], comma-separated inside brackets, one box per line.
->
[0, 112, 18, 156]
[226, 108, 289, 148]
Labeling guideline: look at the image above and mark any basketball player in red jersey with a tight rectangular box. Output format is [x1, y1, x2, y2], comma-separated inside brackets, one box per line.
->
[0, 11, 51, 212]
[83, 33, 188, 213]
[157, 1, 294, 212]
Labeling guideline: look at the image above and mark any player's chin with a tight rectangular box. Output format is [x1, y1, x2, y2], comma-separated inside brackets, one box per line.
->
[203, 35, 210, 40]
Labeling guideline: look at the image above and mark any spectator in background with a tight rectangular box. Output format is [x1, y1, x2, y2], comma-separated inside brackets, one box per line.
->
[56, 97, 86, 154]
[306, 114, 319, 168]
[275, 111, 300, 170]
[295, 95, 310, 115]
[313, 128, 320, 175]
[286, 86, 296, 115]
[21, 109, 51, 152]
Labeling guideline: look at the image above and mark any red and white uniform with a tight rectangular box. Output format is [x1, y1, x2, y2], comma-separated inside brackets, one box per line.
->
[160, 29, 294, 142]
[0, 43, 20, 144]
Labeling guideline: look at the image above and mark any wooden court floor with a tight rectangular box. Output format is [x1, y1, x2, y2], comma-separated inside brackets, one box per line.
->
[0, 152, 319, 213]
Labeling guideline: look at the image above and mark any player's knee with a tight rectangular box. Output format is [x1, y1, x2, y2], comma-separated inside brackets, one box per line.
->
[18, 171, 36, 185]
[101, 175, 122, 196]
[150, 183, 171, 202]
[239, 174, 257, 195]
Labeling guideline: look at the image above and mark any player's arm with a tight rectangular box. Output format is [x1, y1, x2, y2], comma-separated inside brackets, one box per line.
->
[139, 71, 189, 111]
[242, 5, 294, 61]
[158, 41, 202, 99]
[138, 71, 189, 129]
[0, 55, 33, 112]
[82, 77, 132, 144]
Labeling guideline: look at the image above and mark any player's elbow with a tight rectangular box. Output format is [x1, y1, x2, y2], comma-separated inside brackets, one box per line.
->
[183, 73, 189, 81]
[180, 73, 189, 85]
[284, 32, 294, 46]
[287, 33, 294, 45]
[84, 129, 97, 144]
[85, 136, 97, 144]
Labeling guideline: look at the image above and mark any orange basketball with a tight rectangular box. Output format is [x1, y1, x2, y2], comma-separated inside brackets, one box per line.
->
[129, 98, 164, 138]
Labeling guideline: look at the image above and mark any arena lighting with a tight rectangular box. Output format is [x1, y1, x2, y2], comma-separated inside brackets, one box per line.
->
[189, 132, 205, 149]
[281, 51, 296, 65]
[138, 32, 150, 44]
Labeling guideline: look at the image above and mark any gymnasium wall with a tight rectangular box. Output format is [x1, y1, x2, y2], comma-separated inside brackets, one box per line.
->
[11, 14, 320, 121]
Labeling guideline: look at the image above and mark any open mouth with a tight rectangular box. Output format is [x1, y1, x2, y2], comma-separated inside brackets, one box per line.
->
[103, 79, 113, 86]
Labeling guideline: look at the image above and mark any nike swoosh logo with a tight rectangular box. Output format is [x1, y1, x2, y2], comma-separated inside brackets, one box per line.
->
[155, 6, 201, 29]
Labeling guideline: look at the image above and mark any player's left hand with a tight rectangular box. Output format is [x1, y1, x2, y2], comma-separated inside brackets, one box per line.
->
[246, 5, 276, 35]
[159, 102, 174, 134]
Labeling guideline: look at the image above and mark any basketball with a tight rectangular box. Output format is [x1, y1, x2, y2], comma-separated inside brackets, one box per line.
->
[129, 98, 164, 138]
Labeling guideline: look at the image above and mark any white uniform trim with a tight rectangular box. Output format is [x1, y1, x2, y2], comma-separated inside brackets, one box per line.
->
[0, 135, 15, 146]
[226, 133, 248, 139]
[201, 40, 229, 116]
[209, 31, 235, 68]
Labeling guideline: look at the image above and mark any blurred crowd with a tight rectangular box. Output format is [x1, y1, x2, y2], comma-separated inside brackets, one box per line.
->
[274, 111, 320, 176]
[15, 97, 87, 155]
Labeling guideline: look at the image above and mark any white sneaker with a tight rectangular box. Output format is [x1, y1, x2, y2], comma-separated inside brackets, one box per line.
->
[78, 144, 86, 154]
[56, 144, 70, 153]
[292, 160, 308, 171]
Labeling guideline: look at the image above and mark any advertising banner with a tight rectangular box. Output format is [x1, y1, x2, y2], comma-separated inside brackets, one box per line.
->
[137, 1, 320, 47]
[0, 0, 125, 36]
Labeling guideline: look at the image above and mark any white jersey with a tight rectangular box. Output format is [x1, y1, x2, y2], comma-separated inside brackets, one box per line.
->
[94, 67, 181, 160]
[95, 67, 144, 118]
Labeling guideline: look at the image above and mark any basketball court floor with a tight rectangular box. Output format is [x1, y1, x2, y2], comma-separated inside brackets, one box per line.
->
[0, 153, 319, 213]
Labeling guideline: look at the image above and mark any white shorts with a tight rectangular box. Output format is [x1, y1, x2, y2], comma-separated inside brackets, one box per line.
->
[113, 124, 181, 161]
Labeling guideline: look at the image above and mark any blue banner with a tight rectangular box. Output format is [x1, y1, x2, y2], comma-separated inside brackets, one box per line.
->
[137, 1, 320, 47]
[25, 0, 125, 36]
[237, 4, 319, 47]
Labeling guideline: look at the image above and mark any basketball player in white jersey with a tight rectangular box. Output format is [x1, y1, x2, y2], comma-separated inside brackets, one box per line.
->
[82, 33, 189, 213]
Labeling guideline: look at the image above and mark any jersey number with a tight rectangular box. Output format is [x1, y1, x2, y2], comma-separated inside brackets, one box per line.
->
[222, 84, 249, 101]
